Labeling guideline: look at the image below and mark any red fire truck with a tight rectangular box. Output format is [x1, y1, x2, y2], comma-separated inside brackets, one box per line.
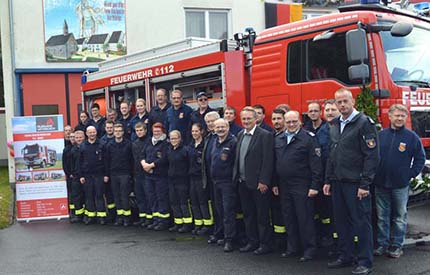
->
[81, 4, 430, 148]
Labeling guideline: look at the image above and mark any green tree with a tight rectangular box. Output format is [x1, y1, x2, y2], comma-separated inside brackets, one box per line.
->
[356, 86, 378, 123]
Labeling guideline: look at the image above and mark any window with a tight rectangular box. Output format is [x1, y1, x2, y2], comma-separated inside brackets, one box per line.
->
[287, 41, 302, 83]
[306, 32, 354, 85]
[32, 105, 59, 116]
[185, 9, 230, 39]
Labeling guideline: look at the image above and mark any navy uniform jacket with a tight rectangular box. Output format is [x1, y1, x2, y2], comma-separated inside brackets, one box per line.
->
[62, 142, 73, 177]
[190, 107, 215, 131]
[316, 122, 331, 173]
[229, 122, 243, 137]
[79, 139, 108, 177]
[274, 128, 323, 195]
[374, 126, 425, 189]
[202, 132, 217, 189]
[74, 120, 94, 134]
[142, 138, 169, 177]
[304, 120, 326, 135]
[148, 103, 171, 129]
[132, 136, 148, 176]
[130, 113, 149, 141]
[70, 144, 81, 178]
[210, 134, 237, 184]
[259, 121, 273, 133]
[326, 112, 379, 190]
[188, 140, 204, 178]
[165, 104, 193, 143]
[100, 134, 114, 145]
[90, 117, 106, 138]
[106, 139, 133, 176]
[118, 115, 133, 140]
[167, 144, 189, 179]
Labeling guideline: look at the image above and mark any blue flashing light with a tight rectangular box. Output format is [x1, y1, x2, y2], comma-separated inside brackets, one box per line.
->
[360, 0, 380, 4]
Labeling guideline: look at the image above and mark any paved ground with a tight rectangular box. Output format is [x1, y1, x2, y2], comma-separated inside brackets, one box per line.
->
[0, 202, 430, 275]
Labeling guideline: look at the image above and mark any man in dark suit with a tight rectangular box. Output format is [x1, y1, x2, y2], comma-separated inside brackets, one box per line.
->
[233, 106, 274, 255]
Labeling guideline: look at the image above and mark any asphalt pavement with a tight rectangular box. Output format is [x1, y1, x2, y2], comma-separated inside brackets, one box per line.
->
[1, 203, 430, 275]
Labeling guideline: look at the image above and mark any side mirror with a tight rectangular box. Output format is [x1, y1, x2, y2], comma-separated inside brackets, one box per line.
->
[346, 28, 368, 64]
[348, 64, 370, 83]
[391, 21, 413, 37]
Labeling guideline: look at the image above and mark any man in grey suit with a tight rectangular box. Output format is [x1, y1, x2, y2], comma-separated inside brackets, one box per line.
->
[233, 106, 274, 255]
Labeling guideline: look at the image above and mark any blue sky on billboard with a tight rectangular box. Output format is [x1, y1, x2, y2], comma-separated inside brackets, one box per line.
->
[44, 0, 125, 39]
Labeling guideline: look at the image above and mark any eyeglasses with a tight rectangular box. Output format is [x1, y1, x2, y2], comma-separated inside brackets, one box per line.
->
[171, 97, 181, 100]
[286, 120, 299, 124]
[198, 98, 208, 102]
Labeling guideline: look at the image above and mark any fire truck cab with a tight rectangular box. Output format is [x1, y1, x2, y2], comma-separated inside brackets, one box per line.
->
[82, 4, 430, 152]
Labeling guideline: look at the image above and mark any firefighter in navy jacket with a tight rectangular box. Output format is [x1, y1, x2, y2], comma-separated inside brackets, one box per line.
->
[167, 130, 193, 233]
[273, 110, 323, 261]
[106, 123, 134, 226]
[79, 126, 109, 225]
[373, 104, 425, 258]
[324, 88, 379, 274]
[69, 130, 85, 223]
[132, 122, 150, 227]
[210, 118, 237, 252]
[141, 123, 170, 231]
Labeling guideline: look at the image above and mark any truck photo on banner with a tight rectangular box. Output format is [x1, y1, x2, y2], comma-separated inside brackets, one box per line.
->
[43, 0, 126, 62]
[12, 115, 69, 221]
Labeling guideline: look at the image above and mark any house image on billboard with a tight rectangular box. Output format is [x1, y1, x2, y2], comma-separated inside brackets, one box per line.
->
[108, 31, 125, 52]
[45, 20, 77, 60]
[76, 37, 88, 52]
[87, 33, 109, 53]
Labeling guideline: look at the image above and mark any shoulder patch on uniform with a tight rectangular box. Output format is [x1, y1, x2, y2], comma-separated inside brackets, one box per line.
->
[366, 138, 376, 149]
[307, 131, 315, 137]
[315, 148, 321, 157]
[367, 117, 375, 124]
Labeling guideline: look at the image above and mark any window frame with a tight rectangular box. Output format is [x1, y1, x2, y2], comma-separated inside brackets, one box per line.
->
[184, 8, 231, 40]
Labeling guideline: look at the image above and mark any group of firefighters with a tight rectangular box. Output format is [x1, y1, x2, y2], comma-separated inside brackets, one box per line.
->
[62, 87, 425, 275]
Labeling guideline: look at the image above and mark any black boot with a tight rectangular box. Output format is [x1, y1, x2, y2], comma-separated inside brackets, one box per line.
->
[178, 224, 192, 233]
[114, 216, 124, 226]
[123, 216, 130, 227]
[142, 219, 152, 228]
[99, 217, 106, 225]
[197, 226, 212, 236]
[169, 224, 180, 232]
[192, 226, 202, 235]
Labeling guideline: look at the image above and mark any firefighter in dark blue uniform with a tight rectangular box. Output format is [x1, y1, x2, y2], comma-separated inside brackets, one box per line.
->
[148, 88, 171, 129]
[210, 118, 237, 252]
[167, 130, 193, 233]
[141, 123, 170, 231]
[63, 130, 74, 217]
[270, 109, 287, 241]
[203, 112, 221, 242]
[165, 89, 193, 144]
[190, 91, 214, 131]
[69, 130, 85, 223]
[324, 88, 379, 275]
[99, 120, 117, 222]
[253, 104, 273, 133]
[224, 106, 243, 137]
[90, 103, 106, 138]
[79, 126, 109, 225]
[274, 110, 323, 261]
[189, 123, 213, 235]
[106, 123, 134, 226]
[118, 101, 133, 140]
[130, 98, 149, 141]
[132, 122, 150, 226]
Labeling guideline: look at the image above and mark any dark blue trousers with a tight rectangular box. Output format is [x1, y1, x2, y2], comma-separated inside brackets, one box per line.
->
[145, 176, 170, 225]
[134, 173, 149, 219]
[332, 181, 373, 268]
[213, 181, 237, 242]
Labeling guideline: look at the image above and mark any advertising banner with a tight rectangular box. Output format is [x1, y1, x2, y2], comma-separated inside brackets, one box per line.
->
[12, 115, 69, 221]
[43, 0, 127, 62]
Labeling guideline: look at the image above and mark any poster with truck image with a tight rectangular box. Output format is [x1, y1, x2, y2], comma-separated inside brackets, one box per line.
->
[12, 115, 69, 221]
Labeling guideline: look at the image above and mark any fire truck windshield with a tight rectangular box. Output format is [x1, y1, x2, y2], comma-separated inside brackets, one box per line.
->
[381, 26, 430, 88]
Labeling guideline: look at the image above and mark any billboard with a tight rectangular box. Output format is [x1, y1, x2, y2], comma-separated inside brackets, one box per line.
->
[12, 115, 69, 221]
[43, 0, 126, 62]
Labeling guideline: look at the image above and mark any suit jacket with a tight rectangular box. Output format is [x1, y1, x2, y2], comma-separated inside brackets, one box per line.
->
[233, 126, 274, 189]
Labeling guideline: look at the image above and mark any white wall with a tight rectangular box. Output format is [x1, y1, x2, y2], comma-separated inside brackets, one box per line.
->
[12, 0, 266, 68]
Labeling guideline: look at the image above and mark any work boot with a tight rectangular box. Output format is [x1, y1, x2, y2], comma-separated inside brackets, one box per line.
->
[154, 223, 168, 231]
[142, 219, 152, 228]
[373, 246, 388, 256]
[197, 226, 211, 236]
[83, 216, 94, 225]
[98, 217, 106, 225]
[169, 224, 180, 232]
[70, 214, 81, 224]
[133, 218, 145, 226]
[178, 224, 192, 233]
[191, 226, 201, 235]
[147, 222, 158, 230]
[114, 216, 124, 226]
[123, 217, 130, 227]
